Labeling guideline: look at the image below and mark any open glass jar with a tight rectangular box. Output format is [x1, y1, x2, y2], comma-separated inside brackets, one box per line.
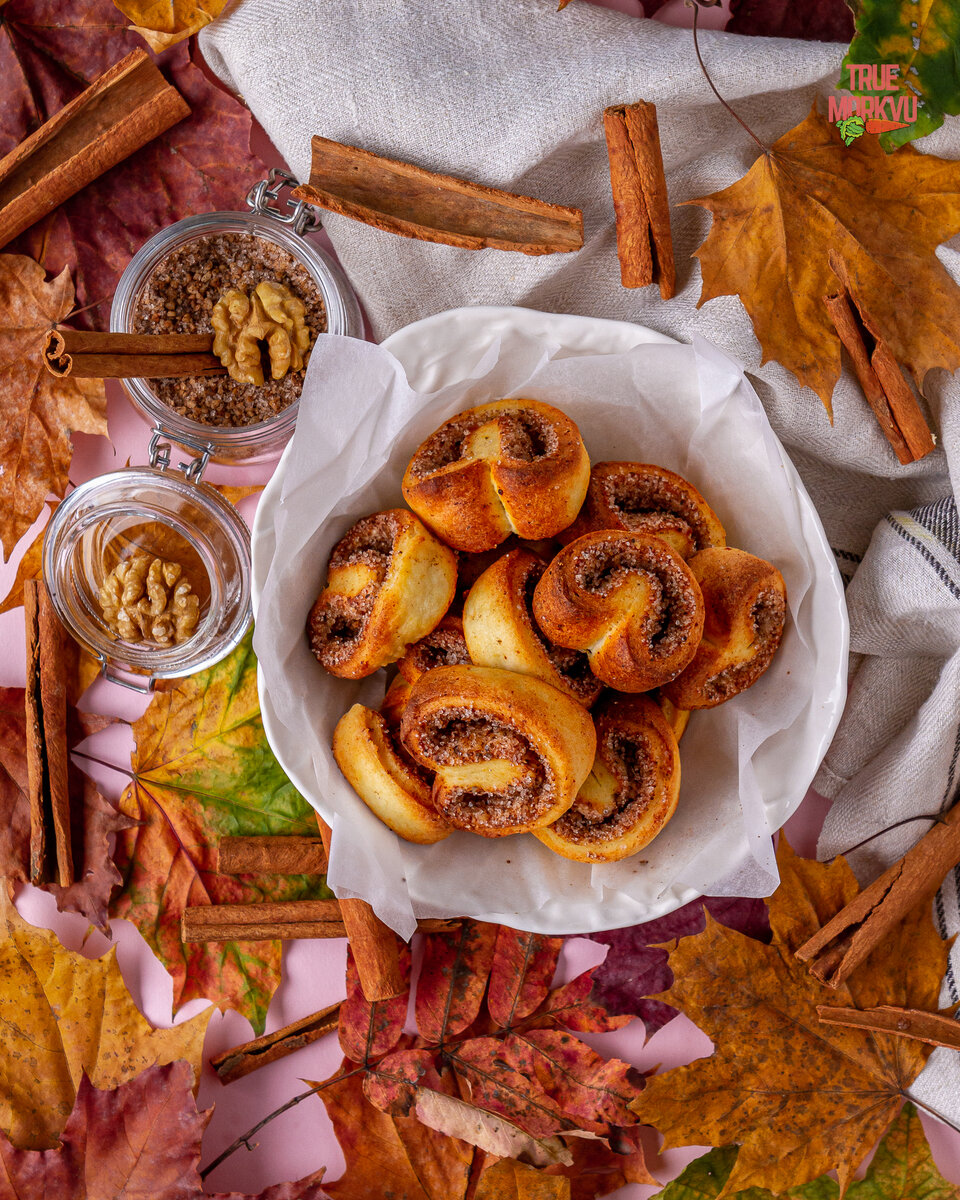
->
[43, 434, 253, 690]
[110, 169, 362, 464]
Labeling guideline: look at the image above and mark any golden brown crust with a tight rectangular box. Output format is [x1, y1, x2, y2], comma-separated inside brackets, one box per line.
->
[535, 694, 680, 862]
[532, 531, 705, 693]
[661, 547, 787, 709]
[462, 548, 603, 707]
[333, 704, 451, 844]
[399, 665, 596, 837]
[561, 462, 726, 558]
[402, 399, 590, 552]
[651, 690, 690, 742]
[307, 508, 457, 679]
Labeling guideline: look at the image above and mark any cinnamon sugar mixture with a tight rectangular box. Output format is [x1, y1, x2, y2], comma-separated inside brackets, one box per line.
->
[134, 232, 327, 427]
[561, 729, 661, 842]
[410, 407, 558, 476]
[600, 470, 715, 548]
[520, 562, 600, 705]
[407, 625, 470, 674]
[703, 587, 786, 702]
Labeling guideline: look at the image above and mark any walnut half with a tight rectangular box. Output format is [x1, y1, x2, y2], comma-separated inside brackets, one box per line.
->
[211, 280, 311, 386]
[98, 554, 200, 648]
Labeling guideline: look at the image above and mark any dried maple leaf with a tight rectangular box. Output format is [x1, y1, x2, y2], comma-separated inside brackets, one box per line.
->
[631, 838, 950, 1197]
[0, 893, 210, 1150]
[687, 105, 960, 415]
[727, 0, 853, 41]
[588, 896, 770, 1033]
[841, 1, 960, 150]
[113, 0, 230, 51]
[474, 1160, 570, 1199]
[0, 1060, 332, 1199]
[109, 630, 332, 1035]
[0, 254, 106, 557]
[0, 0, 265, 326]
[0, 689, 134, 928]
[658, 1102, 958, 1200]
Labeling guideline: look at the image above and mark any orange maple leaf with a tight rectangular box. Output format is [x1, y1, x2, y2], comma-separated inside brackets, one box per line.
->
[631, 837, 950, 1197]
[687, 105, 960, 415]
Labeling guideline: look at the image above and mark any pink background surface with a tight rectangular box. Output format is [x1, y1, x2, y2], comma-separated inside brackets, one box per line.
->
[2, 0, 958, 1192]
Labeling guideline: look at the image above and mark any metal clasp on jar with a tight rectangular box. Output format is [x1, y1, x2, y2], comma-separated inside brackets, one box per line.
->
[149, 428, 213, 482]
[246, 168, 322, 237]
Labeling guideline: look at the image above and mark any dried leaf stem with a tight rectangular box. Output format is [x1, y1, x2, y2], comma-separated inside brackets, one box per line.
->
[690, 2, 766, 153]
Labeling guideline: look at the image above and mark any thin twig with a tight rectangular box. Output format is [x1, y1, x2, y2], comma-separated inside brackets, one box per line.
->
[70, 750, 134, 779]
[907, 1092, 960, 1136]
[690, 3, 766, 153]
[199, 1066, 364, 1180]
[837, 813, 951, 859]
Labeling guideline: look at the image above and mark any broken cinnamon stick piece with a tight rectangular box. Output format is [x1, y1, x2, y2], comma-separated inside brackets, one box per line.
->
[292, 136, 583, 255]
[0, 50, 189, 251]
[603, 101, 676, 299]
[315, 815, 406, 1002]
[817, 1004, 960, 1051]
[795, 803, 960, 988]
[24, 580, 74, 886]
[180, 897, 457, 942]
[43, 328, 222, 379]
[210, 1001, 342, 1084]
[217, 835, 328, 876]
[826, 251, 936, 464]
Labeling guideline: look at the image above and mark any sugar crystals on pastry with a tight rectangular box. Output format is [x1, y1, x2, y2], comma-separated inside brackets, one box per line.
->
[400, 664, 596, 837]
[562, 462, 725, 558]
[535, 694, 680, 862]
[532, 530, 704, 693]
[402, 398, 590, 552]
[661, 546, 787, 709]
[307, 508, 457, 679]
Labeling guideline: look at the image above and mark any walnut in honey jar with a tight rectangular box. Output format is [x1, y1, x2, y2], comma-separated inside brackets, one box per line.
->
[98, 553, 200, 647]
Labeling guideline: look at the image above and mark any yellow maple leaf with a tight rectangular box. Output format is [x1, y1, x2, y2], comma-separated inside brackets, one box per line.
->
[113, 0, 229, 49]
[0, 893, 211, 1150]
[631, 838, 949, 1196]
[688, 105, 960, 415]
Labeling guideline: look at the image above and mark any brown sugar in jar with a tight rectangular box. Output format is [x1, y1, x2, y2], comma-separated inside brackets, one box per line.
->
[133, 232, 328, 428]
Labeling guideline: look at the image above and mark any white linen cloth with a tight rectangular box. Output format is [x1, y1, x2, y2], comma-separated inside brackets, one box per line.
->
[200, 0, 960, 1122]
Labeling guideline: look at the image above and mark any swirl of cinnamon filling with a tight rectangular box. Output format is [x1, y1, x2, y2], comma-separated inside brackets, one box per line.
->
[532, 531, 705, 693]
[399, 665, 596, 837]
[402, 399, 590, 553]
[661, 547, 787, 709]
[462, 548, 603, 707]
[397, 614, 471, 685]
[561, 462, 726, 559]
[307, 509, 457, 679]
[333, 704, 450, 844]
[535, 695, 680, 863]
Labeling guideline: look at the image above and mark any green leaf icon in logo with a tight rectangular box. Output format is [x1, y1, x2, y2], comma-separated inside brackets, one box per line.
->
[837, 115, 866, 145]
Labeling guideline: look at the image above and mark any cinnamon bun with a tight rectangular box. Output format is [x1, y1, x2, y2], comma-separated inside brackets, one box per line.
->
[462, 548, 603, 707]
[307, 509, 457, 679]
[333, 704, 451, 843]
[562, 462, 725, 558]
[402, 399, 590, 552]
[535, 695, 680, 862]
[661, 547, 787, 709]
[400, 665, 596, 837]
[532, 531, 704, 693]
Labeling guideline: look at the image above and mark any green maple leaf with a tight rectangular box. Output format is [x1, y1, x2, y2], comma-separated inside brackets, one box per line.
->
[837, 115, 867, 144]
[658, 1104, 959, 1200]
[109, 630, 330, 1034]
[840, 0, 960, 149]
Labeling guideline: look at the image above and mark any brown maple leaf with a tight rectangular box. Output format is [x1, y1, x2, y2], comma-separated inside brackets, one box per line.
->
[0, 686, 135, 929]
[688, 104, 960, 415]
[0, 254, 106, 557]
[631, 837, 950, 1196]
[1, 0, 266, 326]
[0, 1060, 332, 1198]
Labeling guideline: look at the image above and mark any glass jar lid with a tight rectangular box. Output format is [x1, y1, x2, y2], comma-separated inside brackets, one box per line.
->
[43, 458, 252, 688]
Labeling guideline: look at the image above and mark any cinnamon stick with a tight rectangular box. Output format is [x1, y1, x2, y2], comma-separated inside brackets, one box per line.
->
[217, 835, 328, 876]
[0, 50, 189, 251]
[292, 136, 583, 255]
[24, 580, 73, 886]
[180, 898, 456, 943]
[315, 815, 407, 1002]
[825, 252, 936, 464]
[603, 101, 675, 299]
[795, 803, 960, 988]
[817, 1004, 960, 1051]
[210, 1000, 342, 1084]
[43, 328, 222, 379]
